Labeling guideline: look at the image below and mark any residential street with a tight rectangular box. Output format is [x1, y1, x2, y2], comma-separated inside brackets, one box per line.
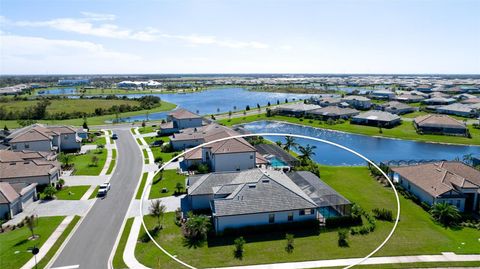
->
[51, 129, 143, 269]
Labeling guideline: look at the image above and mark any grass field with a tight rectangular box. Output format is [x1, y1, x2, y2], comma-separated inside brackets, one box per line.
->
[112, 218, 134, 269]
[148, 170, 186, 199]
[136, 173, 149, 199]
[326, 261, 480, 269]
[138, 126, 156, 134]
[89, 186, 100, 199]
[106, 149, 117, 175]
[0, 216, 64, 269]
[53, 185, 90, 200]
[135, 166, 479, 268]
[36, 216, 81, 269]
[0, 100, 176, 129]
[218, 114, 480, 145]
[143, 149, 149, 163]
[71, 149, 107, 175]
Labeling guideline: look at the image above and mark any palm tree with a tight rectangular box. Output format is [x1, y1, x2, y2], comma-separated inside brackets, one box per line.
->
[298, 144, 317, 161]
[182, 213, 210, 241]
[462, 154, 473, 165]
[58, 152, 71, 168]
[175, 182, 184, 194]
[283, 136, 298, 152]
[149, 200, 166, 229]
[25, 215, 38, 239]
[430, 203, 461, 226]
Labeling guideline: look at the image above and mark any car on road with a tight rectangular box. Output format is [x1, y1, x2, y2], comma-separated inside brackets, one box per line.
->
[111, 133, 118, 140]
[97, 182, 111, 197]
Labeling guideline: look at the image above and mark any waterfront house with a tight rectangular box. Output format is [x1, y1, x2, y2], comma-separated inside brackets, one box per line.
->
[413, 114, 468, 136]
[159, 109, 204, 135]
[170, 124, 238, 151]
[312, 96, 343, 107]
[185, 168, 350, 233]
[7, 124, 81, 152]
[306, 106, 359, 120]
[379, 101, 416, 115]
[436, 103, 478, 118]
[351, 110, 401, 127]
[341, 95, 372, 110]
[391, 161, 480, 212]
[273, 103, 321, 116]
[0, 150, 60, 185]
[0, 182, 37, 220]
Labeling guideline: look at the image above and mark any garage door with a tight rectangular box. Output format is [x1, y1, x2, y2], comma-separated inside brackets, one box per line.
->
[22, 191, 35, 207]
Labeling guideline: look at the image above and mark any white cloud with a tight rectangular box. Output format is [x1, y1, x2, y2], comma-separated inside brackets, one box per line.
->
[80, 12, 116, 21]
[160, 34, 269, 49]
[0, 34, 140, 74]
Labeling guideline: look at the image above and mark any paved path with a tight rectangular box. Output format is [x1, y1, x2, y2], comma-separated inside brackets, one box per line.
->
[209, 253, 480, 269]
[123, 216, 150, 269]
[51, 128, 143, 269]
[20, 216, 75, 269]
[62, 175, 109, 186]
[79, 144, 97, 154]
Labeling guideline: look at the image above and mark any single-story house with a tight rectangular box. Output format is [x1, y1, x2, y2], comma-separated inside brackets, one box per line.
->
[7, 124, 81, 152]
[273, 103, 321, 116]
[0, 150, 60, 185]
[306, 106, 359, 120]
[422, 97, 456, 105]
[395, 94, 425, 103]
[185, 168, 350, 232]
[379, 101, 416, 115]
[341, 95, 372, 110]
[391, 161, 480, 212]
[0, 182, 37, 220]
[159, 109, 204, 135]
[415, 85, 433, 93]
[351, 110, 401, 128]
[413, 114, 468, 136]
[313, 97, 342, 107]
[436, 103, 478, 118]
[370, 90, 395, 100]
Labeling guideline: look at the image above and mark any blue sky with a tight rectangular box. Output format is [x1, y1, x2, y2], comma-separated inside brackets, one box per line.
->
[1, 0, 479, 74]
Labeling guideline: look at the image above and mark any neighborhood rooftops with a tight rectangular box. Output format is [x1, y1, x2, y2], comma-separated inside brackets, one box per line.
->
[391, 161, 480, 197]
[0, 182, 20, 204]
[352, 110, 400, 122]
[273, 102, 321, 112]
[307, 106, 359, 117]
[0, 150, 60, 180]
[7, 124, 79, 143]
[413, 114, 466, 129]
[168, 108, 202, 119]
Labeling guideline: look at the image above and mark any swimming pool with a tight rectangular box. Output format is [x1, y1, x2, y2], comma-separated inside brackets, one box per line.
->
[319, 206, 341, 218]
[268, 157, 288, 168]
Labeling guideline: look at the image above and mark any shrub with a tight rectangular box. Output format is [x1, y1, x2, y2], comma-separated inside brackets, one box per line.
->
[285, 233, 294, 253]
[372, 208, 393, 222]
[325, 215, 362, 228]
[338, 230, 349, 247]
[233, 236, 246, 259]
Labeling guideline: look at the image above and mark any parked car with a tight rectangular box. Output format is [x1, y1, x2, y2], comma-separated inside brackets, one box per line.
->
[97, 182, 111, 197]
[111, 133, 118, 140]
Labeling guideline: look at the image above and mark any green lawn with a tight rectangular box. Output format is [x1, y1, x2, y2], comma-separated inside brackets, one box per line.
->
[136, 173, 149, 199]
[106, 149, 117, 175]
[401, 111, 429, 118]
[82, 135, 106, 146]
[89, 186, 100, 199]
[36, 216, 81, 269]
[148, 170, 186, 199]
[113, 218, 134, 269]
[138, 126, 156, 134]
[144, 136, 169, 145]
[135, 166, 480, 268]
[71, 149, 107, 175]
[143, 149, 149, 163]
[0, 100, 176, 129]
[325, 261, 480, 269]
[218, 114, 480, 145]
[0, 216, 65, 269]
[54, 185, 90, 200]
[136, 138, 143, 145]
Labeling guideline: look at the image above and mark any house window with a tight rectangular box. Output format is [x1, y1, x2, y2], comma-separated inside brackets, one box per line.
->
[456, 200, 460, 208]
[24, 143, 30, 149]
[250, 154, 253, 159]
[288, 212, 294, 222]
[305, 208, 314, 215]
[268, 214, 275, 224]
[299, 209, 305, 215]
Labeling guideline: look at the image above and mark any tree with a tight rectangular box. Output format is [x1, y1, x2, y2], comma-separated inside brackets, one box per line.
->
[57, 178, 65, 189]
[3, 125, 8, 132]
[149, 200, 166, 229]
[430, 203, 461, 226]
[283, 136, 298, 152]
[175, 182, 184, 194]
[228, 111, 232, 119]
[25, 215, 38, 239]
[58, 152, 72, 167]
[338, 230, 349, 247]
[182, 213, 210, 242]
[43, 185, 57, 200]
[82, 116, 88, 130]
[285, 234, 294, 253]
[233, 236, 246, 259]
[91, 155, 99, 167]
[298, 144, 317, 162]
[245, 105, 250, 111]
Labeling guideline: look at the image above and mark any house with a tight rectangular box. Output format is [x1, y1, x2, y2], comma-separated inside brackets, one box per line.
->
[158, 109, 204, 134]
[170, 124, 238, 150]
[7, 124, 81, 152]
[341, 95, 372, 110]
[370, 90, 395, 100]
[185, 168, 350, 232]
[272, 103, 321, 116]
[0, 182, 37, 220]
[391, 161, 480, 212]
[57, 79, 90, 86]
[379, 101, 416, 115]
[254, 143, 300, 169]
[351, 110, 401, 127]
[395, 94, 425, 103]
[436, 103, 478, 118]
[313, 97, 342, 107]
[306, 106, 359, 120]
[415, 85, 433, 93]
[413, 114, 468, 136]
[76, 128, 88, 140]
[422, 97, 456, 105]
[0, 150, 60, 185]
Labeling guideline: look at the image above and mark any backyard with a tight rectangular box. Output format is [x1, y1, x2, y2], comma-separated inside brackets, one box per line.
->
[135, 166, 479, 268]
[218, 114, 480, 145]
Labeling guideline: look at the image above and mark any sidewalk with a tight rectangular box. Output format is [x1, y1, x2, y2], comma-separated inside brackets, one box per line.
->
[123, 216, 149, 269]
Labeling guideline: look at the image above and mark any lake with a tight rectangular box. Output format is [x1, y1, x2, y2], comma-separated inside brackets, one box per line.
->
[37, 87, 77, 95]
[241, 121, 479, 166]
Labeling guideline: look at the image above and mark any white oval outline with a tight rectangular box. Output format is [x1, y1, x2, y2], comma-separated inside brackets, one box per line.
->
[139, 133, 401, 269]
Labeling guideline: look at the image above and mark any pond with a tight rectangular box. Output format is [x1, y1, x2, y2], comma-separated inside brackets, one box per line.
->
[37, 87, 77, 95]
[240, 121, 480, 166]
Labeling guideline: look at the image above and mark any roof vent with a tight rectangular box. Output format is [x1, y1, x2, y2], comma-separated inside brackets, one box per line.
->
[248, 184, 256, 188]
[262, 179, 270, 183]
[10, 162, 16, 165]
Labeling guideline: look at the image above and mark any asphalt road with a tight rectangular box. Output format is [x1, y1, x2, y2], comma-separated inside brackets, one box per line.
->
[52, 129, 143, 269]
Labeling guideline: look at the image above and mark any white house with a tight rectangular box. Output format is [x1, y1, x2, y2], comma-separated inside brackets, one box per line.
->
[391, 161, 480, 212]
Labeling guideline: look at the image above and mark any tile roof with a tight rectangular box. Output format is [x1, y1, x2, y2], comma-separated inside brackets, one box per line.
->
[9, 128, 52, 143]
[352, 110, 400, 122]
[381, 101, 413, 110]
[0, 150, 60, 180]
[168, 108, 202, 119]
[414, 114, 466, 129]
[0, 182, 20, 204]
[274, 103, 321, 112]
[307, 106, 359, 117]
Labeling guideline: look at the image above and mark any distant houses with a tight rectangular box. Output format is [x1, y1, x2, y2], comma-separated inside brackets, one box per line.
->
[185, 168, 351, 233]
[306, 106, 359, 120]
[351, 110, 401, 128]
[272, 103, 321, 116]
[413, 114, 468, 137]
[436, 103, 478, 118]
[159, 108, 204, 135]
[341, 95, 372, 110]
[391, 161, 480, 212]
[379, 101, 416, 115]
